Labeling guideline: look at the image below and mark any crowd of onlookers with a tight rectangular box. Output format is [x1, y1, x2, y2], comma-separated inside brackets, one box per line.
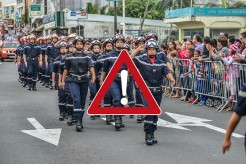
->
[156, 32, 246, 111]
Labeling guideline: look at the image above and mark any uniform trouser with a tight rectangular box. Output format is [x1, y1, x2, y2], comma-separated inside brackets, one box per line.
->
[104, 90, 112, 107]
[127, 78, 135, 107]
[110, 80, 123, 107]
[65, 82, 73, 116]
[21, 61, 27, 82]
[89, 78, 100, 105]
[141, 91, 162, 133]
[41, 61, 46, 82]
[18, 61, 22, 79]
[135, 84, 144, 107]
[58, 88, 67, 114]
[45, 61, 54, 85]
[68, 81, 89, 120]
[27, 59, 38, 86]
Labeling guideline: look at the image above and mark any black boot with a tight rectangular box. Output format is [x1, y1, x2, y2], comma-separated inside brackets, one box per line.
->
[129, 115, 134, 119]
[114, 116, 122, 130]
[76, 116, 83, 132]
[106, 115, 111, 125]
[151, 132, 157, 144]
[90, 115, 96, 120]
[109, 115, 114, 122]
[137, 115, 144, 123]
[32, 83, 37, 91]
[67, 109, 73, 125]
[27, 84, 32, 90]
[145, 132, 153, 145]
[59, 111, 65, 121]
[22, 80, 27, 87]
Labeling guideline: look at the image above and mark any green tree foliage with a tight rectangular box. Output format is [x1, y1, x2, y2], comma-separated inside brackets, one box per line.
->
[231, 1, 246, 8]
[204, 2, 219, 7]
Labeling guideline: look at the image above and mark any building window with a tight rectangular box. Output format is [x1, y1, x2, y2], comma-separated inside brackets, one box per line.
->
[184, 29, 204, 39]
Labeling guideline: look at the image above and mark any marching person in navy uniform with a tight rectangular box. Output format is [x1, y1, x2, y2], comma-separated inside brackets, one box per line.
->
[59, 42, 76, 125]
[131, 39, 175, 145]
[222, 85, 246, 154]
[61, 36, 96, 132]
[42, 36, 52, 86]
[23, 35, 42, 91]
[101, 38, 115, 124]
[20, 36, 28, 87]
[100, 34, 127, 130]
[52, 41, 68, 121]
[16, 37, 24, 83]
[89, 40, 103, 120]
[122, 43, 136, 119]
[45, 34, 60, 89]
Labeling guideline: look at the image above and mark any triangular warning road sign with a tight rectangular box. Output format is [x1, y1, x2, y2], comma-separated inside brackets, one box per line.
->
[87, 50, 162, 115]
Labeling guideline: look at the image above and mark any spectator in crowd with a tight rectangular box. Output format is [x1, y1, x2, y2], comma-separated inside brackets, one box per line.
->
[6, 33, 13, 42]
[220, 42, 240, 111]
[193, 34, 204, 55]
[160, 43, 168, 55]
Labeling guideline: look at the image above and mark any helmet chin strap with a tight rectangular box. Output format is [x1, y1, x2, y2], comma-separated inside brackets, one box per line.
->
[76, 48, 83, 52]
[115, 46, 122, 51]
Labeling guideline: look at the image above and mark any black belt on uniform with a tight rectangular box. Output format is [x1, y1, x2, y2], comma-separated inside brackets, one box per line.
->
[148, 86, 162, 93]
[28, 57, 38, 60]
[70, 73, 88, 81]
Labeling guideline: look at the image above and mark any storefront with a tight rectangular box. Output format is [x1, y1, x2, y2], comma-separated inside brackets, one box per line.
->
[164, 7, 246, 40]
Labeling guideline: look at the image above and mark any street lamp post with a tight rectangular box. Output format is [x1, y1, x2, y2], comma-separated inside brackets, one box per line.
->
[114, 0, 117, 34]
[122, 0, 125, 36]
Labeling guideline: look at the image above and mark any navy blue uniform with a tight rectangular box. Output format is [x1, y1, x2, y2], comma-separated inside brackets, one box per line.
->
[53, 55, 67, 118]
[16, 45, 24, 82]
[133, 54, 170, 133]
[23, 44, 41, 88]
[64, 53, 94, 123]
[45, 43, 60, 87]
[103, 50, 128, 107]
[233, 85, 246, 150]
[39, 44, 47, 82]
[59, 56, 74, 124]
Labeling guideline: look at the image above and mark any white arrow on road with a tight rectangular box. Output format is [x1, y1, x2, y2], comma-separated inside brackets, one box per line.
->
[21, 118, 62, 146]
[166, 112, 244, 138]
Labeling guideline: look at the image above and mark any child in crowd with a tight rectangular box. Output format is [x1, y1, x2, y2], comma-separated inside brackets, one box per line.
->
[220, 42, 240, 111]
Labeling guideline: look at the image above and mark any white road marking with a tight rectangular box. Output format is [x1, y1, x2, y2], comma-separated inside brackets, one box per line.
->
[21, 118, 62, 146]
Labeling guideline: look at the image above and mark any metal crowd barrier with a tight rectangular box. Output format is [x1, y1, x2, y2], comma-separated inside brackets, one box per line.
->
[162, 58, 246, 112]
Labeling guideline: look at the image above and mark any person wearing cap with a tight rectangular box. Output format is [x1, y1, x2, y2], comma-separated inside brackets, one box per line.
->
[61, 36, 96, 132]
[222, 84, 246, 154]
[100, 34, 127, 130]
[52, 41, 68, 121]
[101, 38, 115, 124]
[88, 40, 103, 120]
[131, 39, 175, 146]
[45, 34, 60, 89]
[23, 35, 42, 91]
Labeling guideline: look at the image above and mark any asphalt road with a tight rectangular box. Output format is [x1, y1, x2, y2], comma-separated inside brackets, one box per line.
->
[0, 62, 245, 164]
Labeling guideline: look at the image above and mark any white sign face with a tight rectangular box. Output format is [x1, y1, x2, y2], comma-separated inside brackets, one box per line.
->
[21, 118, 62, 146]
[44, 22, 56, 30]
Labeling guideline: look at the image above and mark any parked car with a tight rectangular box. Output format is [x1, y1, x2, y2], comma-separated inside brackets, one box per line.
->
[0, 41, 19, 62]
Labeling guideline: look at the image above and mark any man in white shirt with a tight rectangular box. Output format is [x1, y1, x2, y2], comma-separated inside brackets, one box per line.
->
[6, 34, 13, 42]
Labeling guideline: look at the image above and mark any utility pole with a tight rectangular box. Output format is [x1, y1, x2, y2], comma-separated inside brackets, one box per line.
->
[122, 0, 125, 36]
[139, 0, 150, 35]
[114, 0, 117, 34]
[167, 0, 174, 43]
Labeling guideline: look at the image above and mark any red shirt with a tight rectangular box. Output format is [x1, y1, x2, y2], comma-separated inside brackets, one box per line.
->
[148, 55, 156, 64]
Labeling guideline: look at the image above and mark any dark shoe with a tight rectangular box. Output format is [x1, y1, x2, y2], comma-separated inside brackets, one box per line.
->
[151, 132, 157, 144]
[28, 84, 32, 91]
[22, 81, 27, 87]
[109, 115, 114, 122]
[76, 121, 83, 132]
[114, 116, 122, 130]
[59, 112, 65, 121]
[32, 84, 37, 91]
[145, 132, 153, 145]
[106, 115, 111, 125]
[90, 115, 96, 120]
[129, 115, 134, 119]
[67, 115, 73, 126]
[137, 115, 144, 123]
